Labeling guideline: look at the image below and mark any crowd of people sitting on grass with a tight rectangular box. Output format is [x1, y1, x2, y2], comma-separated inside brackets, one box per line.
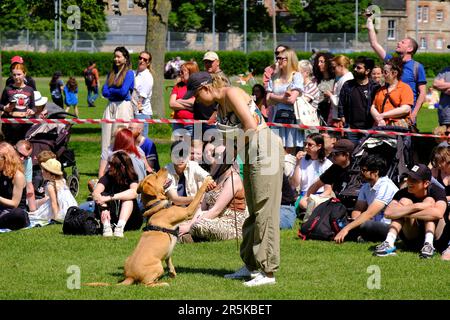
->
[1, 14, 450, 287]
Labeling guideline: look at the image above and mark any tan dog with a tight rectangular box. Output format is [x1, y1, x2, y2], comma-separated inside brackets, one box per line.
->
[121, 168, 211, 287]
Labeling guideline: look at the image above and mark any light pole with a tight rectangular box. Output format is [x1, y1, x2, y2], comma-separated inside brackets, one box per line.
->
[272, 0, 277, 52]
[212, 0, 216, 51]
[355, 0, 358, 50]
[415, 0, 419, 41]
[244, 0, 247, 53]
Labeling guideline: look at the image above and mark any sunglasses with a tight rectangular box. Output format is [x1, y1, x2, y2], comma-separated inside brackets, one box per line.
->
[276, 57, 288, 61]
[138, 56, 149, 63]
[15, 147, 30, 160]
[274, 50, 283, 55]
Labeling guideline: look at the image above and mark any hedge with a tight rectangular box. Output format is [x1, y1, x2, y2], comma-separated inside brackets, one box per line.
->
[2, 50, 450, 78]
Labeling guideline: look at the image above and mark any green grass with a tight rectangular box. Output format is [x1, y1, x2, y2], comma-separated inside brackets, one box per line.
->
[1, 225, 450, 299]
[0, 78, 445, 300]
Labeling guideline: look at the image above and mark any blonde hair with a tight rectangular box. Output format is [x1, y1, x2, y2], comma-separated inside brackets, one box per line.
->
[298, 60, 313, 77]
[332, 55, 352, 69]
[0, 142, 24, 178]
[273, 48, 299, 82]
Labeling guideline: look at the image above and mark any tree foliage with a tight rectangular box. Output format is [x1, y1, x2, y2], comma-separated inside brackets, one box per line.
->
[0, 0, 108, 33]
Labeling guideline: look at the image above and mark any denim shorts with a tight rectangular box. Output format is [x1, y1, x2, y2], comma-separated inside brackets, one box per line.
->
[438, 105, 450, 125]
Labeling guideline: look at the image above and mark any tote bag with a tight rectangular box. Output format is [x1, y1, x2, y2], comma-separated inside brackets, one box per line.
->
[293, 96, 320, 127]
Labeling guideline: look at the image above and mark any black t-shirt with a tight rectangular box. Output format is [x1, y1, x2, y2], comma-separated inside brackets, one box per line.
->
[0, 173, 27, 210]
[393, 184, 448, 204]
[98, 173, 138, 196]
[6, 75, 37, 91]
[193, 101, 218, 120]
[319, 163, 351, 195]
[348, 83, 371, 128]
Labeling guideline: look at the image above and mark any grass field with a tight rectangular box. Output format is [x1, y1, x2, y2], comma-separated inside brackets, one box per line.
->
[0, 77, 447, 300]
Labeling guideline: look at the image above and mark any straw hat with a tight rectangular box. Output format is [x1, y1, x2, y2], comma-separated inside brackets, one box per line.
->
[41, 158, 63, 176]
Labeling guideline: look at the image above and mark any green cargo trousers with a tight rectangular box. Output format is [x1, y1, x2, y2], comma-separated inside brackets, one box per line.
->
[240, 126, 284, 274]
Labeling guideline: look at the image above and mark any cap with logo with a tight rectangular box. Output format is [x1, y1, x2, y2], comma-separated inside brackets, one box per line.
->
[406, 164, 432, 181]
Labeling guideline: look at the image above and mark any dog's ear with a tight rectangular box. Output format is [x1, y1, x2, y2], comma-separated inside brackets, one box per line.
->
[137, 176, 148, 194]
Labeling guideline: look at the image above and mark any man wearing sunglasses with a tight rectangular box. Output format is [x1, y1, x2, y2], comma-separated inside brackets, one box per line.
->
[15, 140, 36, 212]
[132, 51, 154, 138]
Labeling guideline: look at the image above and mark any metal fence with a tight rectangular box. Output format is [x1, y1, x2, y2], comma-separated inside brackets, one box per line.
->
[0, 30, 380, 54]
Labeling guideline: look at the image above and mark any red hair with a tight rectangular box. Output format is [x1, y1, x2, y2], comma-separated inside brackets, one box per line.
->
[113, 128, 141, 158]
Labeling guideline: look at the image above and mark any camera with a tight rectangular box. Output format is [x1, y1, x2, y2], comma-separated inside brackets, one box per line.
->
[362, 9, 374, 17]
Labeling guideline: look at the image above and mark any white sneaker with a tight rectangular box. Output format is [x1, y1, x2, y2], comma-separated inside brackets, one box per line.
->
[243, 272, 276, 287]
[224, 266, 258, 279]
[113, 225, 124, 238]
[103, 225, 113, 237]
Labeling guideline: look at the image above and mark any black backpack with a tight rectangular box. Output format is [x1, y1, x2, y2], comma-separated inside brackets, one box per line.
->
[63, 206, 100, 235]
[84, 68, 94, 87]
[298, 198, 348, 241]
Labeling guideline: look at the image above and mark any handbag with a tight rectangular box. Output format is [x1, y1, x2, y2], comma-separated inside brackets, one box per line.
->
[274, 108, 296, 124]
[293, 96, 320, 127]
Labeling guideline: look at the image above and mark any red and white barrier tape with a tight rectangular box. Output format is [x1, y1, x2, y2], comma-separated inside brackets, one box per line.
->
[0, 117, 445, 139]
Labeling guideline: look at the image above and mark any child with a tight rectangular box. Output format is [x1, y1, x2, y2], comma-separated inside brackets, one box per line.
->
[64, 77, 79, 117]
[49, 71, 64, 108]
[28, 159, 77, 225]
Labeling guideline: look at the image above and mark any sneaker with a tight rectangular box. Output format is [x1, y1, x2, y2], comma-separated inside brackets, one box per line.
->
[419, 242, 435, 259]
[113, 225, 124, 238]
[224, 266, 258, 280]
[243, 272, 276, 287]
[103, 225, 113, 237]
[374, 241, 397, 256]
[441, 246, 450, 261]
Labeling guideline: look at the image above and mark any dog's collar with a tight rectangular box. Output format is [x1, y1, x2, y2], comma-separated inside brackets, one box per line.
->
[142, 224, 179, 237]
[146, 199, 171, 211]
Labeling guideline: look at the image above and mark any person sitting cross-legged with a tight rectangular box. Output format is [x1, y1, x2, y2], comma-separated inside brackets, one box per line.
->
[334, 155, 398, 244]
[374, 164, 447, 258]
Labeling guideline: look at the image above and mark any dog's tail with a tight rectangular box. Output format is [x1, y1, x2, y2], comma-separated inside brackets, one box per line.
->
[84, 277, 135, 287]
[84, 282, 111, 287]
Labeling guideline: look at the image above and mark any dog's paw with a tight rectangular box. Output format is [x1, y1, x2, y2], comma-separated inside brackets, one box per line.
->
[169, 271, 177, 278]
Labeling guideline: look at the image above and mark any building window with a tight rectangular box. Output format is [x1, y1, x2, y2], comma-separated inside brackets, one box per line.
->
[196, 33, 204, 44]
[387, 20, 396, 40]
[422, 6, 429, 22]
[420, 37, 427, 50]
[127, 0, 134, 9]
[436, 10, 444, 22]
[418, 6, 429, 22]
[436, 38, 443, 49]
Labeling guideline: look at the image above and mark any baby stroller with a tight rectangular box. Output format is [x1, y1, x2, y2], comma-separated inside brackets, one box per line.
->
[25, 104, 79, 198]
[338, 126, 414, 212]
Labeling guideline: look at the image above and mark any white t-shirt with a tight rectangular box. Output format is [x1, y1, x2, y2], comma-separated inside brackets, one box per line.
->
[133, 69, 153, 115]
[299, 157, 333, 193]
[357, 176, 399, 224]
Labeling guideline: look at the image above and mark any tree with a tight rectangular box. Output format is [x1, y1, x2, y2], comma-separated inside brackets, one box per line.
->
[134, 0, 170, 118]
[0, 0, 108, 33]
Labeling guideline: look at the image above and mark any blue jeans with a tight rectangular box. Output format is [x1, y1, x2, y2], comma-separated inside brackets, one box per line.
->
[134, 113, 152, 138]
[280, 205, 296, 229]
[172, 123, 194, 137]
[87, 86, 98, 107]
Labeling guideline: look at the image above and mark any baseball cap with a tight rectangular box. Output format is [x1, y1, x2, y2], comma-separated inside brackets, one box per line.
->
[406, 164, 432, 181]
[203, 51, 219, 61]
[34, 91, 48, 107]
[11, 56, 24, 64]
[183, 72, 213, 99]
[331, 139, 355, 154]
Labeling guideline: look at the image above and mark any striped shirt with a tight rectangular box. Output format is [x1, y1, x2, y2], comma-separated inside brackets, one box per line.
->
[302, 79, 320, 110]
